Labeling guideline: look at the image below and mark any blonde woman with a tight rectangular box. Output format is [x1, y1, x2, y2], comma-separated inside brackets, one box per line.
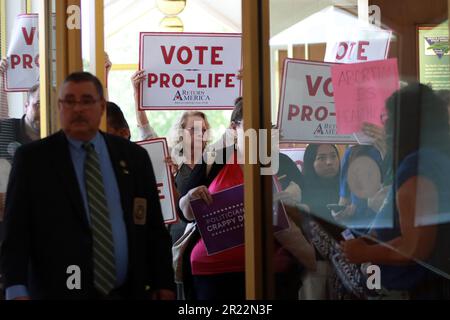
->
[132, 69, 211, 233]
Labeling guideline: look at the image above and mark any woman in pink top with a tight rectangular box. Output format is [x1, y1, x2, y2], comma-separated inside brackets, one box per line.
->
[179, 98, 246, 300]
[179, 98, 315, 300]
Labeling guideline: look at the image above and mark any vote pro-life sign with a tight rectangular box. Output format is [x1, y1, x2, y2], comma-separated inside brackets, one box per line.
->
[5, 14, 40, 92]
[277, 59, 356, 144]
[139, 32, 241, 110]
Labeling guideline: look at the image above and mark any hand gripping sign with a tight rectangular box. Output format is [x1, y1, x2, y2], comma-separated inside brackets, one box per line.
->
[5, 14, 40, 92]
[277, 59, 356, 144]
[138, 138, 177, 224]
[191, 184, 245, 255]
[139, 32, 242, 110]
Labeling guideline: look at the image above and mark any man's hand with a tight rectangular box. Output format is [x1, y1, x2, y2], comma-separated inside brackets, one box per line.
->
[151, 289, 175, 300]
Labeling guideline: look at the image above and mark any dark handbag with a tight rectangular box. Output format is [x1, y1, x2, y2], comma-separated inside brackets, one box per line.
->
[309, 220, 372, 299]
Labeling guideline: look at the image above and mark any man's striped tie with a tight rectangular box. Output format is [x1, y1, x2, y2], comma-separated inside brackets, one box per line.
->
[83, 142, 116, 295]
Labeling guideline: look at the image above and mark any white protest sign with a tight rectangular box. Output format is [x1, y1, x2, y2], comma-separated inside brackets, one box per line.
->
[277, 59, 356, 143]
[5, 14, 40, 92]
[139, 138, 177, 224]
[139, 32, 241, 110]
[325, 29, 391, 63]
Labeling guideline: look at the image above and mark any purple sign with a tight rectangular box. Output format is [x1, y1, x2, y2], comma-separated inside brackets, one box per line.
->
[190, 181, 290, 255]
[190, 185, 245, 255]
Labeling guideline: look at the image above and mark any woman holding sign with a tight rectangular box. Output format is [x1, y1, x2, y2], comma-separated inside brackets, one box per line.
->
[179, 98, 315, 300]
[178, 98, 246, 300]
[132, 69, 212, 246]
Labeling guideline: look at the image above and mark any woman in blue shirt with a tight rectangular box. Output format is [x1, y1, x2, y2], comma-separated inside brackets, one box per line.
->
[341, 83, 450, 299]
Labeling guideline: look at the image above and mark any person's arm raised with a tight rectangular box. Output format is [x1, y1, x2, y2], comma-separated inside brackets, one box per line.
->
[104, 52, 112, 101]
[132, 70, 158, 140]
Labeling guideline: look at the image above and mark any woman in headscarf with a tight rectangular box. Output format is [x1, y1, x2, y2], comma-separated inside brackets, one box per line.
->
[302, 144, 342, 238]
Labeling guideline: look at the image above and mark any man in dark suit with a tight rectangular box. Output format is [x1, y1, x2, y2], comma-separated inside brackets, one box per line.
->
[0, 72, 175, 300]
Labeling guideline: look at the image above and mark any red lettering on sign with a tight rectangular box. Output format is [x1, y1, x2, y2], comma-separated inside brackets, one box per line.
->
[148, 74, 158, 87]
[157, 183, 165, 200]
[315, 106, 329, 121]
[287, 105, 332, 122]
[306, 76, 333, 97]
[148, 72, 236, 88]
[173, 74, 185, 88]
[336, 42, 348, 60]
[324, 78, 333, 97]
[22, 27, 36, 46]
[306, 75, 323, 97]
[161, 46, 176, 64]
[23, 54, 33, 69]
[198, 74, 207, 88]
[10, 54, 39, 69]
[10, 55, 21, 69]
[214, 73, 224, 87]
[211, 46, 223, 65]
[161, 45, 224, 65]
[348, 42, 357, 57]
[336, 41, 370, 61]
[195, 46, 208, 65]
[357, 41, 369, 61]
[177, 46, 193, 64]
[301, 105, 313, 121]
[160, 73, 170, 88]
[225, 74, 235, 88]
[288, 104, 300, 120]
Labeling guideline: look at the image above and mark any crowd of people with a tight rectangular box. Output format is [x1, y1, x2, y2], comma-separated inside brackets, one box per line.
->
[0, 54, 450, 300]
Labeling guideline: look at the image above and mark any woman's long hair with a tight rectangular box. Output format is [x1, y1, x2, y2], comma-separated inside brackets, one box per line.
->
[168, 111, 211, 165]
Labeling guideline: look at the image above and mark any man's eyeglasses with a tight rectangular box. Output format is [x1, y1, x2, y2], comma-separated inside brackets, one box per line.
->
[58, 99, 101, 109]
